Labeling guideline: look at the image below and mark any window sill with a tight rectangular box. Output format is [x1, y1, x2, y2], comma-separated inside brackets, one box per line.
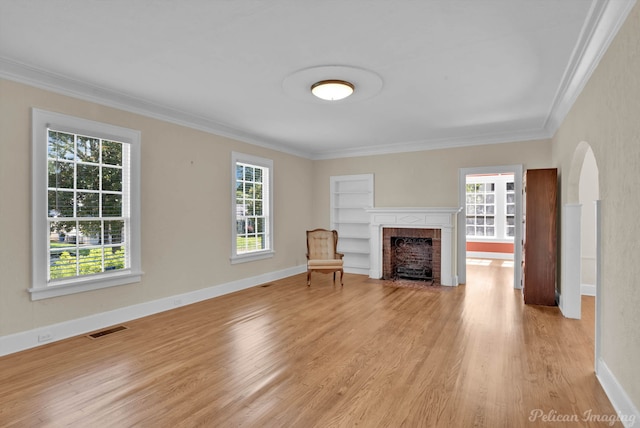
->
[29, 270, 144, 301]
[230, 250, 275, 264]
[466, 238, 515, 243]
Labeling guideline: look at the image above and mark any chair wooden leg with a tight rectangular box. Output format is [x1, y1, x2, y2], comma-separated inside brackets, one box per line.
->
[307, 270, 311, 286]
[333, 272, 336, 282]
[340, 269, 344, 286]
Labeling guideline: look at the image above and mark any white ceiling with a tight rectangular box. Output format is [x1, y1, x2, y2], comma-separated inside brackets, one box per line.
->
[0, 0, 635, 159]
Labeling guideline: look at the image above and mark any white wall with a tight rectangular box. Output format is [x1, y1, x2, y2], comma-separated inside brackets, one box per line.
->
[579, 148, 598, 293]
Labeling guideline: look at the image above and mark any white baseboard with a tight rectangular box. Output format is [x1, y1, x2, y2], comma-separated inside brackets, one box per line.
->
[558, 291, 581, 319]
[0, 265, 306, 357]
[582, 283, 597, 296]
[344, 266, 369, 276]
[466, 251, 514, 260]
[596, 358, 640, 427]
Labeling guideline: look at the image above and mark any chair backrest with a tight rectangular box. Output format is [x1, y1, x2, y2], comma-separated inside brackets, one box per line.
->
[307, 229, 338, 259]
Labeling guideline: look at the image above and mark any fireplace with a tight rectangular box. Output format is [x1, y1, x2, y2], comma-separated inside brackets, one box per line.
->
[383, 228, 441, 284]
[366, 207, 461, 286]
[392, 237, 432, 280]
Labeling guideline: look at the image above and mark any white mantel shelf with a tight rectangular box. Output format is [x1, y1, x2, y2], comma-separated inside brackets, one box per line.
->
[366, 207, 462, 286]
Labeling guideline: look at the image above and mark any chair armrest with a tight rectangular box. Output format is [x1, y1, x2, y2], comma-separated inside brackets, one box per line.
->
[336, 252, 344, 259]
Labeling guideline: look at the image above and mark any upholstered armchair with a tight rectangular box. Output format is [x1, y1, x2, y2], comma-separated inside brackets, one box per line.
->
[306, 229, 344, 286]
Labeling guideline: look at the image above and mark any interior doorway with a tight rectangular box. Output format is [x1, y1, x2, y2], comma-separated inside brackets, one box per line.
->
[457, 165, 523, 288]
[566, 142, 600, 369]
[579, 148, 599, 298]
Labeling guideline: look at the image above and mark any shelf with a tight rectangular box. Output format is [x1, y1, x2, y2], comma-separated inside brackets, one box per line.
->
[338, 235, 370, 240]
[331, 174, 374, 274]
[341, 250, 370, 255]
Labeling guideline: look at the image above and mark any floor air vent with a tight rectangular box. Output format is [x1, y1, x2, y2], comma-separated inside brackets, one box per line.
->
[87, 325, 128, 339]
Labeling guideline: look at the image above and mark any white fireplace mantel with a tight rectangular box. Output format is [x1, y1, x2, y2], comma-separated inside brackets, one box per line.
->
[366, 207, 462, 286]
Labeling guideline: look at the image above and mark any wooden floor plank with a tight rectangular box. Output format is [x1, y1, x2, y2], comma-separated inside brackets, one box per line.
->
[0, 260, 620, 427]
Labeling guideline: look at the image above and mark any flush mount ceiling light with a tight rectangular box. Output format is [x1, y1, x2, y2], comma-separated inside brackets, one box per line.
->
[283, 65, 383, 104]
[310, 79, 354, 101]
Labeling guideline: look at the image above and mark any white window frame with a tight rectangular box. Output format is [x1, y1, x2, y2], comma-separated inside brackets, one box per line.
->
[465, 173, 515, 243]
[31, 109, 142, 300]
[230, 152, 274, 264]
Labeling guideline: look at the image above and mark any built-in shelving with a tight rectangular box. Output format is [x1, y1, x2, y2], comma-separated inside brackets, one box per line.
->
[330, 174, 374, 275]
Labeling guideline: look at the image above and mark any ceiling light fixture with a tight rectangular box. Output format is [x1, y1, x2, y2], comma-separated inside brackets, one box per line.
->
[310, 79, 355, 101]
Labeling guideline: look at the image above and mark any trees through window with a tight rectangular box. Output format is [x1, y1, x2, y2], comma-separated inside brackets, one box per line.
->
[31, 109, 141, 300]
[231, 152, 273, 263]
[47, 130, 129, 279]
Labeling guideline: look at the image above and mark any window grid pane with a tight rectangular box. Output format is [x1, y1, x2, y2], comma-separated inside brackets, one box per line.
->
[505, 181, 515, 238]
[236, 161, 268, 254]
[47, 130, 128, 281]
[465, 181, 496, 238]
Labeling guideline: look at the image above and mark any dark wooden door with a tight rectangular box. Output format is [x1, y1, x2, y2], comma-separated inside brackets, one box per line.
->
[523, 168, 558, 305]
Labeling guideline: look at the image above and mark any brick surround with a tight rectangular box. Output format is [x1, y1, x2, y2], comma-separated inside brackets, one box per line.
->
[382, 228, 441, 284]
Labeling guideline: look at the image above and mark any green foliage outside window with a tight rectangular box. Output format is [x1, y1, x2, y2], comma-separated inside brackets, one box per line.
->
[47, 129, 128, 281]
[50, 248, 125, 279]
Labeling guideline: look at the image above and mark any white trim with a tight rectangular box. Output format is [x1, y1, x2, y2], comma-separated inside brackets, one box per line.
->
[0, 57, 311, 160]
[31, 109, 142, 300]
[311, 128, 552, 160]
[560, 204, 582, 319]
[544, 0, 637, 134]
[2, 0, 636, 163]
[466, 238, 515, 244]
[29, 270, 144, 300]
[466, 251, 513, 260]
[366, 207, 461, 286]
[596, 359, 640, 427]
[595, 200, 603, 372]
[0, 58, 547, 160]
[344, 266, 370, 275]
[0, 264, 306, 357]
[581, 283, 596, 296]
[230, 250, 276, 264]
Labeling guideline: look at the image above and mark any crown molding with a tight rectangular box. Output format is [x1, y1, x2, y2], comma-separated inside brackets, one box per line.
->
[1, 0, 635, 161]
[0, 57, 553, 159]
[0, 57, 312, 159]
[308, 127, 553, 160]
[544, 0, 637, 135]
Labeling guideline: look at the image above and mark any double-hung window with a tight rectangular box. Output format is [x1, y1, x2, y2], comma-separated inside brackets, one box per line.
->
[31, 109, 142, 300]
[231, 152, 273, 263]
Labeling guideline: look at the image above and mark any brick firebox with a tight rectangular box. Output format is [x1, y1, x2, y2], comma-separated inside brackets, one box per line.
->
[382, 227, 441, 285]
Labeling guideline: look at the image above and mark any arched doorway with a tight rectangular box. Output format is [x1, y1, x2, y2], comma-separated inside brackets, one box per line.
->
[564, 141, 600, 370]
[579, 148, 599, 297]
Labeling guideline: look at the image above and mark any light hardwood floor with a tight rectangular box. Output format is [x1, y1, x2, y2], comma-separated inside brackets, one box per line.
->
[0, 260, 620, 427]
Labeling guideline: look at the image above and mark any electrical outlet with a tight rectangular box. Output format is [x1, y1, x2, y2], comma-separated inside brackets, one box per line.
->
[38, 332, 53, 343]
